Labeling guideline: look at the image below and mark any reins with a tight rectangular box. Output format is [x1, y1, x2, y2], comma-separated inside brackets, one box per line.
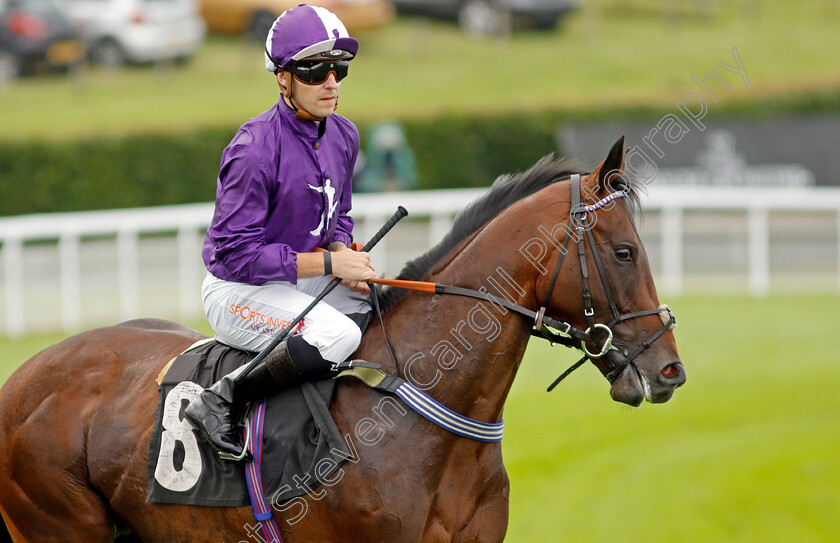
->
[368, 278, 591, 348]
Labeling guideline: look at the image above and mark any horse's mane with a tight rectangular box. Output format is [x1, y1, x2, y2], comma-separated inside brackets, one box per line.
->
[375, 155, 641, 311]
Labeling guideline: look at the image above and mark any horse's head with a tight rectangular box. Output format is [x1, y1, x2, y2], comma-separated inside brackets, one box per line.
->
[539, 137, 685, 406]
[376, 139, 684, 407]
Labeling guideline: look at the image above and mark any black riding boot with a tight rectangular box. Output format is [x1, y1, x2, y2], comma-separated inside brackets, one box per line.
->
[184, 336, 331, 458]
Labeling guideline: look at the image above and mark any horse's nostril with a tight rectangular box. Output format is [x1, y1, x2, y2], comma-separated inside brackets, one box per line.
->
[660, 362, 685, 385]
[662, 364, 679, 378]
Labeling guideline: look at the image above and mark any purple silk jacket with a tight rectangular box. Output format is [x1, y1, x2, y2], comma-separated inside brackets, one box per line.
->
[202, 101, 358, 285]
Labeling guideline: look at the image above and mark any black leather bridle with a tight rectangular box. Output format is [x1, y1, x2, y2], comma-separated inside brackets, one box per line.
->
[538, 174, 677, 390]
[372, 174, 676, 390]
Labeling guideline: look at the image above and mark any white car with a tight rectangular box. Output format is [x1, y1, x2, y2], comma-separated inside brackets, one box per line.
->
[53, 0, 205, 66]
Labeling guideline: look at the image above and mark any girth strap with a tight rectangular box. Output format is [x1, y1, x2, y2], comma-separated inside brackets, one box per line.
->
[335, 365, 404, 393]
[336, 367, 504, 442]
[243, 400, 285, 543]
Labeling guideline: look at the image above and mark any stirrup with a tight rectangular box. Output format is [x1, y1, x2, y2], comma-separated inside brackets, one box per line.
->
[217, 416, 252, 462]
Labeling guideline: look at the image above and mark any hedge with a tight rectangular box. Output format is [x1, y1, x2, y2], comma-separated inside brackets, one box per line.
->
[0, 130, 234, 216]
[1, 87, 838, 216]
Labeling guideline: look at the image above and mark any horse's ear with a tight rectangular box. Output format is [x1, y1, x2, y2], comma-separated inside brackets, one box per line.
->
[593, 136, 625, 194]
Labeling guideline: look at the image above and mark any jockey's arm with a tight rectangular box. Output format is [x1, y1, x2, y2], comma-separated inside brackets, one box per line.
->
[296, 245, 375, 293]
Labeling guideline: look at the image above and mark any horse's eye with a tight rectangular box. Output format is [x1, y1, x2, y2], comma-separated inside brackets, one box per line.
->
[615, 246, 633, 262]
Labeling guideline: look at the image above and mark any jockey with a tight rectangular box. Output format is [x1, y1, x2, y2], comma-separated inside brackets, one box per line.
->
[185, 4, 376, 458]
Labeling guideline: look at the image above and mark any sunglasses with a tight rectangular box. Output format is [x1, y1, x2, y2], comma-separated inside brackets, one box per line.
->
[289, 59, 350, 85]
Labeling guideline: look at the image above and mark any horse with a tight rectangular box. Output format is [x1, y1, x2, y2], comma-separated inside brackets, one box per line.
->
[0, 137, 685, 542]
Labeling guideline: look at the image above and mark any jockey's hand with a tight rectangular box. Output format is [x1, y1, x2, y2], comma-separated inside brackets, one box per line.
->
[330, 248, 375, 294]
[340, 278, 371, 295]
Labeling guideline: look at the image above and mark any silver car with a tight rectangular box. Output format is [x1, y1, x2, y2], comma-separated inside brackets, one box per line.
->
[53, 0, 205, 66]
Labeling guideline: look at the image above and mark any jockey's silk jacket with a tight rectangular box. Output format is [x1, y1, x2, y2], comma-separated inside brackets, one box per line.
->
[203, 100, 359, 285]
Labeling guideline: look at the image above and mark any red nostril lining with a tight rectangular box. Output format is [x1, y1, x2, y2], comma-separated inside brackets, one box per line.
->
[661, 364, 680, 379]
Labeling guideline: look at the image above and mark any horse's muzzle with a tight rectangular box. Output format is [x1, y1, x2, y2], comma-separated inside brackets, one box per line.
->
[607, 353, 686, 406]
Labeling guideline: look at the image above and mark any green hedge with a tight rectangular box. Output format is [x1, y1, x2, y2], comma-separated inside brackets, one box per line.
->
[399, 114, 559, 190]
[0, 114, 562, 216]
[1, 87, 839, 216]
[0, 130, 234, 216]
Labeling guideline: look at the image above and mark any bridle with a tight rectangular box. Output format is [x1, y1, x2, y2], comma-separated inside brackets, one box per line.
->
[369, 173, 676, 390]
[537, 174, 677, 390]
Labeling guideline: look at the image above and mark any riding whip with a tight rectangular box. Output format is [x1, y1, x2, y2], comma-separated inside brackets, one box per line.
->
[233, 206, 408, 383]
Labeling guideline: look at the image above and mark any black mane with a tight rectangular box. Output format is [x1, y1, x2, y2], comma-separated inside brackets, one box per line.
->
[375, 155, 640, 311]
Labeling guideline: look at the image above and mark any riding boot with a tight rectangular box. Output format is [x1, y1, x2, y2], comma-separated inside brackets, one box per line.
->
[182, 371, 243, 457]
[184, 336, 330, 458]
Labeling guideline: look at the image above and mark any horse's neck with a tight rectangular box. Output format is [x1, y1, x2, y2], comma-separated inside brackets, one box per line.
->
[373, 233, 539, 425]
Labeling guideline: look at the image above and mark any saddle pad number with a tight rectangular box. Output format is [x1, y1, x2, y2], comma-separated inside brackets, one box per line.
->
[154, 381, 205, 492]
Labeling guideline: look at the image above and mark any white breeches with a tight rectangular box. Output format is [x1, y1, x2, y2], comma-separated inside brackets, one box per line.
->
[202, 272, 371, 363]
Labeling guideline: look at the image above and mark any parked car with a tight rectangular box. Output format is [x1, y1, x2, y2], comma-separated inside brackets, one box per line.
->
[392, 0, 579, 35]
[0, 0, 84, 83]
[52, 0, 206, 67]
[198, 0, 394, 42]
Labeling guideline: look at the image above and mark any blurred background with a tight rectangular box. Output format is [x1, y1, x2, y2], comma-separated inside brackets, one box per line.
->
[0, 0, 839, 541]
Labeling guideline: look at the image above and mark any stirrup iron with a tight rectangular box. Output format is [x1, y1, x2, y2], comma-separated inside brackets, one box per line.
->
[217, 417, 252, 462]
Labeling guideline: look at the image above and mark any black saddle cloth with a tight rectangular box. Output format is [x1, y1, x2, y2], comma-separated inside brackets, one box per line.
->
[146, 340, 350, 507]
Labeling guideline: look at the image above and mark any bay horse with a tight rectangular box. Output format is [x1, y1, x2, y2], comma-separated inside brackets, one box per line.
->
[0, 137, 685, 542]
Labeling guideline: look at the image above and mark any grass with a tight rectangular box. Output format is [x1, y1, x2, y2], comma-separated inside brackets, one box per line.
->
[504, 294, 840, 542]
[0, 0, 839, 141]
[1, 295, 838, 541]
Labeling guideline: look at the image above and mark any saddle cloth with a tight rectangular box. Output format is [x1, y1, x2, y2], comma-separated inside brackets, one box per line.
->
[146, 339, 351, 507]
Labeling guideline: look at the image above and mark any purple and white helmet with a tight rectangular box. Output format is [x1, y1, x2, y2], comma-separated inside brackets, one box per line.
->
[264, 4, 359, 72]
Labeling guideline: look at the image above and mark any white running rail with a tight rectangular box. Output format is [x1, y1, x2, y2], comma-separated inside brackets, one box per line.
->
[1, 186, 839, 337]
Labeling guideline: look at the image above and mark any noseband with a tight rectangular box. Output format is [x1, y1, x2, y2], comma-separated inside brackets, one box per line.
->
[540, 174, 676, 391]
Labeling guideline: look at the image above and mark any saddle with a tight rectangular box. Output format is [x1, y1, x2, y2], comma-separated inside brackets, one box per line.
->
[146, 330, 502, 509]
[146, 339, 351, 507]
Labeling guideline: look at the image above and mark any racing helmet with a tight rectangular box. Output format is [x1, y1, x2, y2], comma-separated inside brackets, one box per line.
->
[264, 4, 359, 73]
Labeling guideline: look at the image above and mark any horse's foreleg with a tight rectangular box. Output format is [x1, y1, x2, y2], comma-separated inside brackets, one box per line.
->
[443, 455, 511, 543]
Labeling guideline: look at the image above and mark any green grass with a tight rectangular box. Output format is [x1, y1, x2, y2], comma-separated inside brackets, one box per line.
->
[1, 295, 838, 541]
[1, 0, 839, 141]
[504, 294, 840, 542]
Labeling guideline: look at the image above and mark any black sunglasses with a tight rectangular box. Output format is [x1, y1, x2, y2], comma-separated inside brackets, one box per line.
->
[289, 59, 350, 85]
